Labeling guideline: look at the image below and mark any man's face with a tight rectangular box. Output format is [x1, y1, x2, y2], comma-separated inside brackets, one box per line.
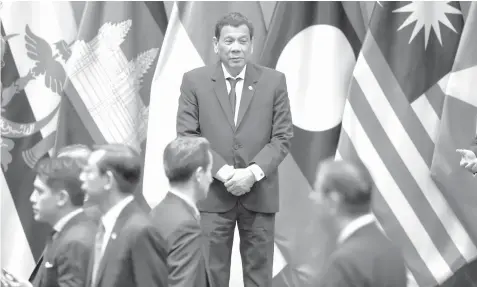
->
[214, 24, 253, 73]
[80, 150, 110, 204]
[197, 152, 214, 199]
[30, 176, 59, 224]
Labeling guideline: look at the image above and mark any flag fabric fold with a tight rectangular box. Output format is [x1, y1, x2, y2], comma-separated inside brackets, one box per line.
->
[258, 2, 366, 285]
[143, 2, 269, 286]
[431, 2, 477, 286]
[336, 1, 477, 286]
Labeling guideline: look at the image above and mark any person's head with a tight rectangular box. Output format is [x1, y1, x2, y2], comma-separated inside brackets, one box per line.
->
[313, 159, 373, 221]
[213, 12, 254, 76]
[30, 157, 85, 225]
[79, 144, 141, 205]
[57, 144, 93, 202]
[56, 144, 92, 167]
[163, 136, 213, 199]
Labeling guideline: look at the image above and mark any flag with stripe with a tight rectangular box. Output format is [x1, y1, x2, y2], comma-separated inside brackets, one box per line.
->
[53, 1, 168, 210]
[431, 2, 477, 286]
[143, 2, 269, 286]
[336, 1, 477, 286]
[1, 1, 80, 278]
[258, 2, 366, 285]
[1, 0, 167, 278]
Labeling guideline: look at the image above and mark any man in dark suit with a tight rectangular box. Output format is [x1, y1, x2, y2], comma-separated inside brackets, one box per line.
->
[151, 136, 213, 287]
[176, 12, 293, 287]
[79, 144, 168, 287]
[7, 157, 98, 287]
[311, 159, 407, 287]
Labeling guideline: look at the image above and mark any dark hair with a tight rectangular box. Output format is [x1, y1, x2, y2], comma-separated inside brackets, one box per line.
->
[215, 12, 254, 39]
[93, 144, 142, 194]
[316, 159, 373, 215]
[163, 136, 211, 184]
[56, 144, 92, 167]
[35, 157, 85, 206]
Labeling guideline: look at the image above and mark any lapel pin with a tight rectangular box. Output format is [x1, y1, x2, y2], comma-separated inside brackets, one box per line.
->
[248, 86, 253, 90]
[111, 233, 117, 240]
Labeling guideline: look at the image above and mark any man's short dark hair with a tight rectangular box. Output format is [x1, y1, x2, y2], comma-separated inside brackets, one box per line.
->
[35, 157, 86, 206]
[93, 144, 142, 194]
[56, 144, 92, 167]
[163, 136, 211, 184]
[215, 12, 254, 39]
[317, 159, 374, 215]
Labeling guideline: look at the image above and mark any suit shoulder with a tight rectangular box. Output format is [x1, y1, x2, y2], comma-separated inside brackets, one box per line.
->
[254, 64, 285, 78]
[151, 197, 199, 237]
[184, 65, 212, 79]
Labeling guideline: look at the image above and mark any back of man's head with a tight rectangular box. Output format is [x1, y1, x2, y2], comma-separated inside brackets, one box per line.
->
[163, 136, 211, 185]
[92, 144, 142, 195]
[56, 144, 92, 167]
[316, 159, 373, 216]
[35, 157, 86, 207]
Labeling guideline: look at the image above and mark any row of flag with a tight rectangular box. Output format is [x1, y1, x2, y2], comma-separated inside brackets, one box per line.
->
[1, 1, 477, 286]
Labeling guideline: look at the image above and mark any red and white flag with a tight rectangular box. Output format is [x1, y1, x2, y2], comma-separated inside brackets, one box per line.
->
[143, 2, 268, 286]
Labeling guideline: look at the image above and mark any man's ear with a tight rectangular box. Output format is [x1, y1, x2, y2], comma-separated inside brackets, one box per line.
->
[56, 190, 70, 207]
[213, 37, 218, 54]
[104, 170, 113, 190]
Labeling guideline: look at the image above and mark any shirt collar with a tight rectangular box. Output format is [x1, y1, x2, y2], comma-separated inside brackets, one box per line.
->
[337, 213, 375, 245]
[53, 208, 83, 233]
[222, 63, 246, 80]
[101, 195, 134, 230]
[169, 189, 200, 219]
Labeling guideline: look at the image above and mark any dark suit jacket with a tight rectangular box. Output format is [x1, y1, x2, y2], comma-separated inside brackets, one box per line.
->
[318, 223, 407, 287]
[86, 200, 168, 287]
[150, 192, 209, 287]
[177, 62, 293, 213]
[32, 210, 97, 287]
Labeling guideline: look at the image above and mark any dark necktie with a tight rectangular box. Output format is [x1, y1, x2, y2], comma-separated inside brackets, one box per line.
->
[92, 222, 106, 285]
[227, 77, 241, 119]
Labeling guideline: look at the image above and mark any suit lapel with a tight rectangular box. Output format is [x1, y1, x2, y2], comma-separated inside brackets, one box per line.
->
[94, 201, 138, 287]
[236, 64, 260, 129]
[211, 62, 235, 130]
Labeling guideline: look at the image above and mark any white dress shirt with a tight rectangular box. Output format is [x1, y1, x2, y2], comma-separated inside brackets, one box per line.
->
[53, 208, 84, 234]
[169, 188, 200, 219]
[100, 195, 134, 255]
[216, 64, 265, 183]
[337, 213, 376, 245]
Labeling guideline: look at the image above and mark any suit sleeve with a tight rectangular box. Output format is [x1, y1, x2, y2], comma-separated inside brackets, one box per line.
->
[167, 220, 206, 287]
[56, 240, 92, 287]
[252, 73, 293, 176]
[131, 226, 169, 287]
[176, 72, 229, 176]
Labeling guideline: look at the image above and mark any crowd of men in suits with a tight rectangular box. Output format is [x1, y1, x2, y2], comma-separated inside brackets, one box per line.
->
[3, 11, 477, 287]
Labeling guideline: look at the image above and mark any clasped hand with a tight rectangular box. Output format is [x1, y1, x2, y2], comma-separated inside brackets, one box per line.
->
[224, 168, 255, 196]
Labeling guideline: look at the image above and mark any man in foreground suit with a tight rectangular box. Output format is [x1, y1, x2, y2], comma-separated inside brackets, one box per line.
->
[151, 136, 212, 287]
[312, 159, 407, 287]
[11, 157, 98, 287]
[176, 12, 293, 287]
[79, 144, 168, 287]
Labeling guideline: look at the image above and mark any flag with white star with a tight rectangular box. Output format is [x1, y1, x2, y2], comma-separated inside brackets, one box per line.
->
[337, 1, 475, 286]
